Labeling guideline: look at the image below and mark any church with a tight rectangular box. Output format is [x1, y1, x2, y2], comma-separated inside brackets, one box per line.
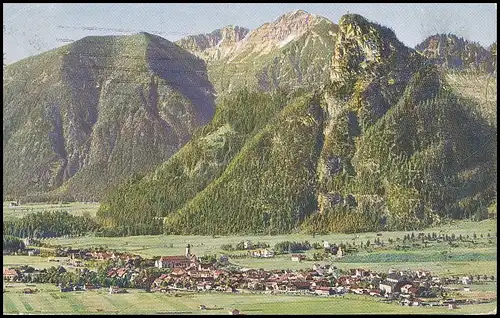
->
[155, 244, 198, 269]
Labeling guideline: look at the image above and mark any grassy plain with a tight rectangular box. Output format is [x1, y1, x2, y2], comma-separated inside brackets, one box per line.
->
[3, 202, 100, 220]
[2, 256, 85, 272]
[37, 219, 497, 276]
[2, 283, 497, 315]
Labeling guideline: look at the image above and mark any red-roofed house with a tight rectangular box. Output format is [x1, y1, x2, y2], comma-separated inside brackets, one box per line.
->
[171, 268, 186, 276]
[3, 268, 18, 281]
[116, 268, 127, 278]
[315, 286, 334, 296]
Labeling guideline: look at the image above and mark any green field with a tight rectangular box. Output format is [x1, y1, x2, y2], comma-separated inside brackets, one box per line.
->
[3, 202, 100, 220]
[3, 219, 497, 314]
[37, 219, 497, 276]
[2, 256, 83, 272]
[2, 283, 497, 315]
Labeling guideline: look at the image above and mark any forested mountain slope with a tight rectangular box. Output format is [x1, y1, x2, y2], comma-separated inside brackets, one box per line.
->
[98, 14, 496, 235]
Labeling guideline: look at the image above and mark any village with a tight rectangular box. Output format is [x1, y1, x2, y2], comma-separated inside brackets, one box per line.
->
[3, 239, 496, 311]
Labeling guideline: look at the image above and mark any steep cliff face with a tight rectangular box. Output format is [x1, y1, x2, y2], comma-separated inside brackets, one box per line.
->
[177, 10, 339, 95]
[3, 32, 215, 201]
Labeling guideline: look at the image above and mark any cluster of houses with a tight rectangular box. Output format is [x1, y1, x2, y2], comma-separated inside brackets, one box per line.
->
[148, 260, 440, 300]
[3, 242, 496, 310]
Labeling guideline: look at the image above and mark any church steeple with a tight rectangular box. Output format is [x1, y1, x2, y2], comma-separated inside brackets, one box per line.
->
[185, 243, 191, 257]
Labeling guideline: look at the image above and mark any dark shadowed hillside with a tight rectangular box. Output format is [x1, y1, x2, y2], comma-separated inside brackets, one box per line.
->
[3, 32, 215, 201]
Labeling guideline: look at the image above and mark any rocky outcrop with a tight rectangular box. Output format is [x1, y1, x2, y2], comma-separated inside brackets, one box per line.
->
[176, 25, 250, 62]
[415, 34, 495, 73]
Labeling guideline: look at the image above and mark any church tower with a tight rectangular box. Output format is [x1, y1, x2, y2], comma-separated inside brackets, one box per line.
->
[185, 243, 191, 257]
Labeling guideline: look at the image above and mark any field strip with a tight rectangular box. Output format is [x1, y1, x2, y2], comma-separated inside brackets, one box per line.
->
[84, 291, 121, 313]
[38, 292, 61, 313]
[50, 292, 77, 313]
[3, 294, 20, 313]
[7, 292, 30, 313]
[101, 293, 132, 313]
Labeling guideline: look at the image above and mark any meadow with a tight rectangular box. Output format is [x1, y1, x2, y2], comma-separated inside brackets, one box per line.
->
[3, 202, 100, 220]
[2, 283, 497, 315]
[36, 219, 497, 276]
[2, 256, 84, 272]
[2, 205, 497, 314]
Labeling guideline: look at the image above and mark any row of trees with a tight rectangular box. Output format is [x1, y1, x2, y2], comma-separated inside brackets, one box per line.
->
[220, 241, 270, 251]
[274, 241, 312, 254]
[3, 211, 100, 238]
[3, 235, 25, 252]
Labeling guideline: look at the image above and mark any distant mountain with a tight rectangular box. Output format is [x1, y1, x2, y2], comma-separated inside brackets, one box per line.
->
[99, 14, 496, 235]
[415, 34, 495, 73]
[175, 25, 250, 62]
[3, 32, 215, 201]
[176, 10, 339, 95]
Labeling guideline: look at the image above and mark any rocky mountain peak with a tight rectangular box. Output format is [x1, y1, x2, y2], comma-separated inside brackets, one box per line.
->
[175, 25, 249, 52]
[259, 9, 326, 42]
[414, 33, 495, 73]
[330, 13, 417, 83]
[224, 9, 334, 62]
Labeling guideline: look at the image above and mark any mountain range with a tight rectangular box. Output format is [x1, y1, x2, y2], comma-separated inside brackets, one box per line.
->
[98, 13, 497, 235]
[176, 10, 339, 96]
[3, 11, 497, 235]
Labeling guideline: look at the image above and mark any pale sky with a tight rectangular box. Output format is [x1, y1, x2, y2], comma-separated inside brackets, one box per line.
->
[3, 3, 497, 64]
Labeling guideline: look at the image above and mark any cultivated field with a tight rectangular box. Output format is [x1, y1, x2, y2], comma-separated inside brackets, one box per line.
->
[3, 202, 100, 220]
[2, 283, 497, 315]
[3, 217, 497, 314]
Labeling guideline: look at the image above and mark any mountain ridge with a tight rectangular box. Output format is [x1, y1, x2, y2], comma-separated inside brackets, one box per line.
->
[176, 10, 339, 96]
[3, 33, 215, 201]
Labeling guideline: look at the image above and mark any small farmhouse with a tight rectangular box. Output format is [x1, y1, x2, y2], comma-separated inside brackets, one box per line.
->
[291, 254, 306, 262]
[3, 268, 18, 281]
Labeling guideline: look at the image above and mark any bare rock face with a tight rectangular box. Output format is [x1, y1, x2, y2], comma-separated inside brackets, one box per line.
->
[415, 34, 495, 73]
[177, 10, 338, 95]
[226, 10, 333, 62]
[176, 25, 250, 62]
